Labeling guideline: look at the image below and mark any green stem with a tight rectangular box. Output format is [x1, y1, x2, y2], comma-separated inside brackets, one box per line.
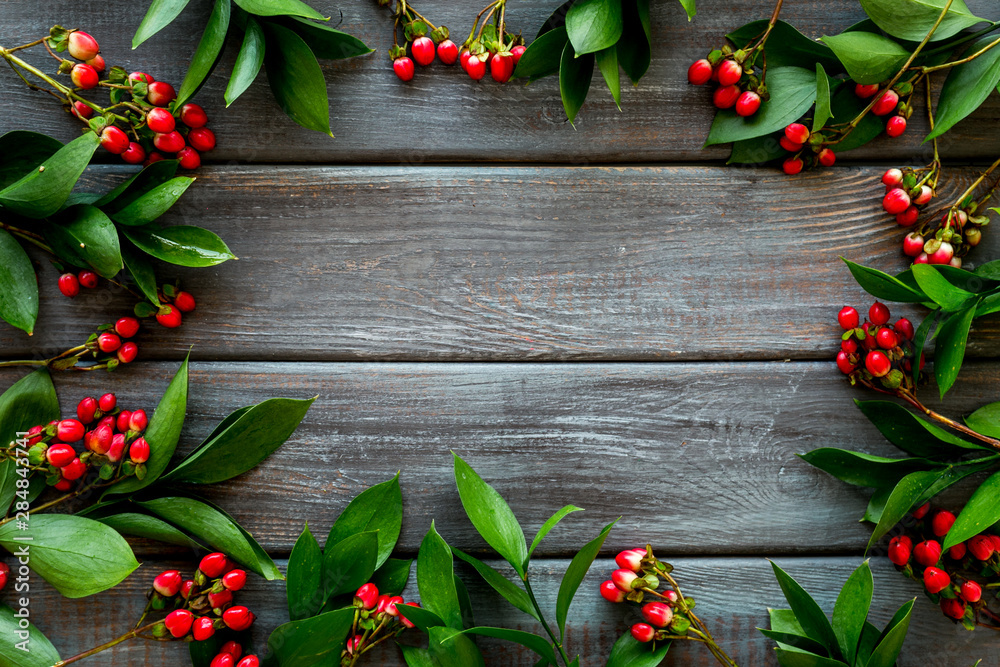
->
[920, 34, 1000, 73]
[522, 576, 572, 667]
[921, 21, 1000, 57]
[0, 360, 48, 368]
[51, 621, 161, 666]
[896, 387, 1000, 451]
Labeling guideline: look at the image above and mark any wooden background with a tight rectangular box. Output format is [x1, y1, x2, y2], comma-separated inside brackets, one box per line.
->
[2, 0, 1000, 663]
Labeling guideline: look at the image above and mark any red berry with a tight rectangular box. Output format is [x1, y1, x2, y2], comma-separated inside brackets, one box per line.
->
[903, 233, 924, 257]
[70, 63, 99, 89]
[145, 108, 175, 134]
[932, 510, 956, 538]
[782, 157, 803, 175]
[817, 148, 836, 167]
[412, 36, 435, 66]
[165, 609, 194, 638]
[612, 568, 638, 592]
[355, 582, 379, 609]
[147, 81, 177, 107]
[894, 318, 914, 341]
[77, 270, 97, 289]
[99, 391, 116, 411]
[219, 642, 243, 660]
[153, 569, 183, 597]
[913, 539, 942, 567]
[54, 479, 72, 491]
[630, 623, 655, 643]
[46, 443, 76, 468]
[97, 332, 121, 353]
[57, 419, 85, 443]
[180, 103, 208, 128]
[0, 563, 8, 591]
[222, 606, 255, 631]
[200, 552, 229, 578]
[865, 350, 891, 377]
[145, 151, 166, 165]
[491, 53, 515, 83]
[192, 616, 216, 641]
[116, 410, 132, 433]
[173, 291, 197, 312]
[941, 597, 966, 620]
[886, 115, 907, 137]
[188, 128, 216, 153]
[734, 91, 761, 117]
[129, 72, 154, 84]
[121, 142, 146, 165]
[153, 131, 185, 154]
[923, 566, 951, 594]
[872, 90, 899, 116]
[399, 601, 420, 628]
[87, 55, 105, 72]
[949, 542, 967, 560]
[236, 658, 259, 667]
[968, 535, 995, 561]
[876, 328, 897, 350]
[716, 60, 742, 86]
[100, 126, 130, 155]
[129, 437, 150, 463]
[437, 39, 459, 65]
[72, 101, 94, 120]
[869, 302, 890, 326]
[687, 58, 713, 85]
[107, 433, 126, 462]
[887, 535, 912, 566]
[928, 242, 954, 265]
[510, 44, 526, 65]
[157, 303, 183, 328]
[779, 136, 803, 153]
[841, 338, 858, 355]
[599, 579, 626, 603]
[855, 83, 879, 98]
[895, 205, 919, 227]
[211, 656, 234, 667]
[208, 588, 233, 609]
[61, 457, 87, 481]
[114, 316, 140, 338]
[77, 397, 98, 424]
[393, 57, 415, 81]
[882, 168, 903, 187]
[837, 306, 859, 330]
[180, 579, 195, 599]
[641, 602, 673, 628]
[177, 147, 201, 170]
[712, 85, 740, 109]
[836, 350, 856, 374]
[615, 548, 645, 572]
[117, 342, 138, 364]
[466, 55, 486, 80]
[459, 48, 472, 71]
[129, 409, 148, 433]
[913, 185, 933, 206]
[58, 273, 80, 297]
[68, 31, 100, 61]
[222, 569, 247, 591]
[785, 123, 810, 145]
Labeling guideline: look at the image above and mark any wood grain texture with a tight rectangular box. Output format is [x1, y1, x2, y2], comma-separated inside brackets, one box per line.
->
[3, 360, 996, 557]
[2, 165, 998, 361]
[32, 556, 996, 665]
[0, 0, 997, 163]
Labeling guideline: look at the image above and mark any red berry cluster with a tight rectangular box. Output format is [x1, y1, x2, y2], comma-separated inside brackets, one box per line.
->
[881, 167, 936, 231]
[688, 49, 764, 118]
[599, 548, 695, 643]
[345, 582, 419, 662]
[0, 562, 9, 593]
[150, 553, 256, 655]
[835, 303, 921, 391]
[16, 393, 149, 493]
[887, 503, 1000, 630]
[147, 285, 197, 329]
[779, 122, 836, 175]
[854, 81, 912, 139]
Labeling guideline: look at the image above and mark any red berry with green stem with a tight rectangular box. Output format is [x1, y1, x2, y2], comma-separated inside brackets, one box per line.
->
[836, 350, 856, 374]
[412, 36, 436, 66]
[129, 409, 148, 432]
[883, 188, 910, 214]
[932, 510, 956, 537]
[222, 569, 247, 591]
[181, 580, 195, 599]
[913, 185, 933, 206]
[841, 338, 858, 354]
[157, 303, 183, 328]
[782, 157, 803, 175]
[46, 443, 76, 468]
[735, 91, 761, 116]
[838, 306, 859, 330]
[61, 457, 87, 481]
[631, 623, 655, 643]
[115, 317, 140, 338]
[117, 342, 138, 364]
[153, 570, 183, 596]
[817, 148, 836, 167]
[641, 602, 673, 627]
[882, 168, 903, 187]
[876, 328, 897, 350]
[491, 53, 515, 83]
[146, 107, 175, 134]
[97, 332, 121, 353]
[67, 31, 100, 60]
[903, 232, 924, 257]
[208, 589, 233, 609]
[914, 539, 942, 567]
[188, 127, 216, 152]
[100, 126, 129, 154]
[165, 609, 194, 638]
[785, 123, 810, 145]
[153, 131, 185, 154]
[355, 583, 379, 609]
[615, 548, 645, 572]
[147, 81, 176, 106]
[129, 437, 149, 463]
[896, 205, 919, 227]
[869, 302, 890, 325]
[716, 59, 742, 86]
[177, 146, 201, 170]
[687, 59, 713, 85]
[121, 142, 146, 165]
[872, 89, 899, 116]
[87, 55, 105, 72]
[459, 48, 472, 71]
[200, 552, 229, 578]
[466, 55, 486, 80]
[885, 115, 906, 137]
[393, 57, 415, 81]
[941, 597, 966, 620]
[437, 39, 459, 64]
[511, 44, 526, 64]
[713, 84, 740, 109]
[58, 273, 80, 297]
[612, 568, 638, 591]
[854, 83, 878, 98]
[70, 63, 99, 89]
[600, 580, 626, 603]
[923, 566, 951, 594]
[180, 103, 208, 128]
[929, 242, 954, 265]
[223, 606, 256, 631]
[72, 101, 93, 120]
[129, 71, 154, 84]
[865, 350, 891, 377]
[77, 397, 97, 424]
[888, 535, 912, 566]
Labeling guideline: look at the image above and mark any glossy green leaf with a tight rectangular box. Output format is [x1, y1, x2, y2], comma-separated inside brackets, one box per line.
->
[226, 17, 267, 106]
[48, 205, 123, 279]
[605, 630, 670, 667]
[729, 135, 785, 165]
[557, 519, 616, 636]
[234, 0, 326, 19]
[0, 229, 37, 334]
[0, 369, 59, 515]
[800, 449, 932, 488]
[864, 599, 913, 667]
[967, 402, 1000, 438]
[96, 512, 205, 548]
[0, 132, 99, 218]
[322, 530, 378, 599]
[727, 21, 840, 71]
[460, 628, 557, 664]
[95, 160, 179, 210]
[934, 305, 977, 397]
[109, 177, 194, 226]
[453, 547, 539, 621]
[197, 496, 284, 580]
[676, 0, 695, 20]
[774, 650, 849, 667]
[559, 41, 594, 127]
[843, 259, 927, 302]
[399, 645, 437, 667]
[0, 604, 60, 666]
[326, 473, 402, 569]
[617, 0, 651, 84]
[176, 0, 230, 106]
[418, 522, 463, 629]
[855, 399, 986, 455]
[859, 0, 985, 43]
[162, 396, 314, 484]
[282, 16, 372, 60]
[929, 36, 1000, 139]
[595, 47, 621, 109]
[821, 32, 910, 85]
[106, 357, 188, 495]
[944, 470, 1000, 549]
[0, 131, 63, 190]
[827, 84, 885, 151]
[263, 22, 332, 136]
[813, 64, 834, 132]
[124, 224, 235, 267]
[566, 0, 623, 55]
[911, 263, 975, 310]
[396, 604, 446, 632]
[0, 515, 138, 598]
[513, 27, 568, 81]
[263, 608, 354, 667]
[769, 608, 806, 635]
[769, 561, 841, 655]
[371, 557, 412, 597]
[705, 67, 817, 146]
[453, 453, 527, 577]
[911, 310, 940, 385]
[121, 243, 160, 305]
[759, 628, 827, 654]
[133, 0, 192, 47]
[427, 626, 486, 667]
[287, 523, 323, 620]
[832, 561, 873, 665]
[868, 470, 943, 549]
[527, 505, 583, 563]
[976, 259, 1000, 280]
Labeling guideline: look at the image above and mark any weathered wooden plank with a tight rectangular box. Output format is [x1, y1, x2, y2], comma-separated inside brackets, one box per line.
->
[0, 0, 997, 162]
[31, 556, 993, 665]
[3, 360, 995, 557]
[2, 165, 998, 361]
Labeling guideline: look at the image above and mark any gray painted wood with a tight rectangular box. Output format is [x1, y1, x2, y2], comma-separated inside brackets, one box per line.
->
[2, 165, 998, 361]
[0, 0, 997, 163]
[3, 360, 995, 556]
[30, 556, 996, 665]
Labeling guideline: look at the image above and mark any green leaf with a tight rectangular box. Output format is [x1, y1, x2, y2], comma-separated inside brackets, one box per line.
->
[911, 263, 975, 310]
[226, 17, 267, 106]
[234, 0, 326, 20]
[527, 505, 583, 563]
[676, 0, 695, 20]
[769, 561, 841, 656]
[397, 604, 447, 632]
[769, 608, 806, 635]
[418, 522, 463, 630]
[0, 229, 38, 334]
[843, 259, 927, 302]
[0, 515, 139, 598]
[106, 357, 188, 495]
[371, 557, 412, 597]
[428, 626, 486, 667]
[263, 22, 332, 136]
[514, 28, 568, 81]
[459, 628, 558, 665]
[617, 0, 651, 84]
[934, 304, 977, 397]
[605, 629, 671, 667]
[0, 132, 99, 218]
[911, 310, 940, 385]
[800, 449, 932, 488]
[109, 177, 194, 226]
[162, 396, 315, 485]
[976, 259, 1000, 280]
[832, 561, 873, 665]
[452, 547, 539, 621]
[0, 369, 59, 514]
[44, 205, 122, 279]
[729, 135, 786, 165]
[453, 453, 527, 578]
[858, 0, 985, 43]
[287, 523, 323, 620]
[322, 530, 378, 600]
[262, 608, 354, 667]
[325, 473, 402, 569]
[927, 35, 1000, 140]
[812, 64, 834, 132]
[758, 628, 827, 654]
[399, 645, 437, 667]
[557, 519, 616, 635]
[864, 600, 913, 667]
[827, 84, 885, 151]
[855, 399, 986, 455]
[727, 21, 840, 71]
[281, 16, 372, 60]
[123, 224, 235, 267]
[705, 67, 817, 146]
[95, 160, 179, 210]
[196, 496, 284, 580]
[559, 41, 594, 127]
[96, 511, 205, 548]
[176, 0, 230, 107]
[868, 470, 943, 549]
[0, 131, 64, 190]
[121, 243, 160, 305]
[967, 402, 1000, 438]
[0, 604, 60, 666]
[821, 32, 911, 85]
[595, 47, 621, 109]
[774, 650, 849, 667]
[944, 470, 1000, 549]
[565, 0, 623, 55]
[133, 0, 193, 47]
